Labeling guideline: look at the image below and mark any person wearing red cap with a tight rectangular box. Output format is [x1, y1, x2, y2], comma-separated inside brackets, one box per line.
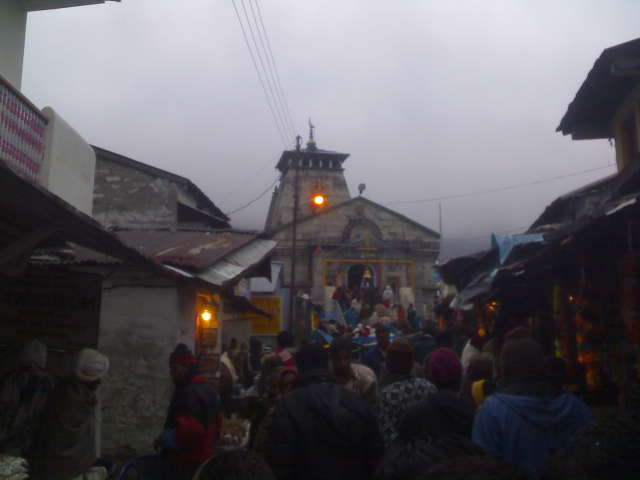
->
[399, 348, 476, 442]
[154, 344, 222, 479]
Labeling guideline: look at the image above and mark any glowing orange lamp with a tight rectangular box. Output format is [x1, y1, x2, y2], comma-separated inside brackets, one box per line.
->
[312, 194, 326, 206]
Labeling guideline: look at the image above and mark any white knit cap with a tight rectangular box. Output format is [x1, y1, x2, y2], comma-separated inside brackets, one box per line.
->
[19, 339, 47, 369]
[74, 348, 109, 382]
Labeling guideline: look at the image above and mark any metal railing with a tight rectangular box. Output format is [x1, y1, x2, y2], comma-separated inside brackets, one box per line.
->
[0, 74, 48, 183]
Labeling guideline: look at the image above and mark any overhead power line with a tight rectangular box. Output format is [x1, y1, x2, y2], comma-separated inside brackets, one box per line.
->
[231, 0, 288, 145]
[225, 176, 280, 216]
[240, 0, 291, 140]
[252, 0, 297, 137]
[388, 165, 614, 205]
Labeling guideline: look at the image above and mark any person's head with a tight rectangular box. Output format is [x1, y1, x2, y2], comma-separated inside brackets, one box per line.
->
[330, 338, 354, 378]
[386, 339, 414, 376]
[500, 337, 544, 385]
[279, 367, 297, 396]
[196, 449, 276, 480]
[375, 325, 391, 350]
[505, 325, 531, 340]
[376, 434, 483, 480]
[375, 303, 386, 315]
[420, 454, 530, 480]
[169, 343, 197, 385]
[544, 414, 640, 480]
[229, 338, 238, 351]
[427, 347, 462, 391]
[469, 334, 486, 350]
[295, 342, 329, 374]
[19, 339, 47, 370]
[277, 330, 294, 349]
[257, 355, 283, 397]
[74, 348, 109, 388]
[467, 353, 494, 383]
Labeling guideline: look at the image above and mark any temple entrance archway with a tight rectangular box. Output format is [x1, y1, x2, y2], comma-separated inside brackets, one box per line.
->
[347, 263, 376, 291]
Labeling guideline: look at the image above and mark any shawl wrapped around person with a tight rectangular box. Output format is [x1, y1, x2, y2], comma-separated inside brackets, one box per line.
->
[30, 348, 109, 480]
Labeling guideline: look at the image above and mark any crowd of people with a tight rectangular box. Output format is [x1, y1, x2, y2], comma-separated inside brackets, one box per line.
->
[0, 341, 109, 479]
[2, 319, 640, 480]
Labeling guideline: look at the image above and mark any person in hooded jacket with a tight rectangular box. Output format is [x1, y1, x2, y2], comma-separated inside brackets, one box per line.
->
[268, 342, 383, 480]
[154, 344, 221, 479]
[472, 336, 592, 478]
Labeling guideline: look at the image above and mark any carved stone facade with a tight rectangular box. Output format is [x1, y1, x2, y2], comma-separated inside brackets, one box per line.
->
[266, 138, 440, 324]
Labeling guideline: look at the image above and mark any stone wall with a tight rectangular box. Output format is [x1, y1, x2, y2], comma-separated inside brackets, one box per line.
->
[93, 156, 178, 229]
[267, 168, 351, 229]
[97, 265, 196, 456]
[270, 196, 440, 320]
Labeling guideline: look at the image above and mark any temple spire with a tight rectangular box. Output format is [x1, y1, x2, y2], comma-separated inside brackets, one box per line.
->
[307, 118, 317, 150]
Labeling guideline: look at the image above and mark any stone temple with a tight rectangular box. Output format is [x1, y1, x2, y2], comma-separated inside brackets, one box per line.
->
[265, 127, 441, 329]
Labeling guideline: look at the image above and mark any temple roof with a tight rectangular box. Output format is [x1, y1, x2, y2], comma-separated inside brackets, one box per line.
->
[276, 146, 350, 172]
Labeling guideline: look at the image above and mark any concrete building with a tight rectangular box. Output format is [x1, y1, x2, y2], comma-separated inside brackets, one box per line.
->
[0, 0, 121, 215]
[82, 147, 275, 455]
[266, 129, 441, 331]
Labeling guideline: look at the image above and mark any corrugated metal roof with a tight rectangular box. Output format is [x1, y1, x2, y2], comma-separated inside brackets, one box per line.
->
[115, 230, 261, 271]
[198, 238, 277, 286]
[0, 159, 149, 273]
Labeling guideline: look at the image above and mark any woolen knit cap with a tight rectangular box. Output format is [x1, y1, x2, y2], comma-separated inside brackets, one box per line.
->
[500, 337, 545, 383]
[427, 347, 462, 388]
[75, 348, 109, 382]
[386, 339, 414, 375]
[169, 343, 197, 365]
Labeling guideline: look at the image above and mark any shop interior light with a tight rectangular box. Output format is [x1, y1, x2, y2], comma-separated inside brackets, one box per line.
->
[200, 310, 212, 322]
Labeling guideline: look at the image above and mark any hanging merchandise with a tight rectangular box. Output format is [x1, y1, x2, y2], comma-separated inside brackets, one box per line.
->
[620, 255, 640, 345]
[553, 284, 570, 361]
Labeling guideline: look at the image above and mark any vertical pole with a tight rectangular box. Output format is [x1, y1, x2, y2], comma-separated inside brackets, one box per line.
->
[289, 158, 300, 338]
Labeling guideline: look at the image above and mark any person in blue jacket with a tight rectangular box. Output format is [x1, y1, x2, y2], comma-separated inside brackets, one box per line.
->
[472, 336, 592, 479]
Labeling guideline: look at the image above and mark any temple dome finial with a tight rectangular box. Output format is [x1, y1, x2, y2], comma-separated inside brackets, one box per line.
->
[307, 118, 317, 151]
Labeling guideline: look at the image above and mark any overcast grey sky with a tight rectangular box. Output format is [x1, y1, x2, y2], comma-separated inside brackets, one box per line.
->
[21, 0, 640, 256]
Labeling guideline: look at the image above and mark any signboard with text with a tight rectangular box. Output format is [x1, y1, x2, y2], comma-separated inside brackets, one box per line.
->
[248, 296, 282, 335]
[0, 269, 102, 350]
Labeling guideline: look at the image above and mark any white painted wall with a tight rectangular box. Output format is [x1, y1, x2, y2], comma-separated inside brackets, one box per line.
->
[40, 107, 96, 214]
[97, 267, 197, 455]
[0, 0, 27, 89]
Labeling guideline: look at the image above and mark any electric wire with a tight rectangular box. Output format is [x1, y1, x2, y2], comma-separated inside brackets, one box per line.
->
[239, 0, 292, 142]
[231, 0, 288, 145]
[252, 0, 297, 137]
[388, 165, 614, 205]
[247, 0, 294, 137]
[225, 176, 280, 216]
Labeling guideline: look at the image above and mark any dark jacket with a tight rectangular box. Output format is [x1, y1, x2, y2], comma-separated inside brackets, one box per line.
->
[269, 370, 383, 480]
[399, 390, 476, 440]
[375, 390, 479, 480]
[0, 366, 54, 457]
[30, 377, 97, 480]
[472, 381, 592, 478]
[162, 373, 221, 466]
